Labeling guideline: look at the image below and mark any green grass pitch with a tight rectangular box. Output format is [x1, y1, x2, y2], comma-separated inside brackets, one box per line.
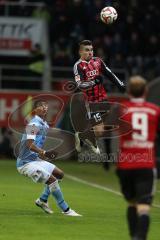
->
[0, 160, 159, 240]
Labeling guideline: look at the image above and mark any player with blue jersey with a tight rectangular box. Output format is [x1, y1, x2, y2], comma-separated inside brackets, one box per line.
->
[17, 100, 81, 216]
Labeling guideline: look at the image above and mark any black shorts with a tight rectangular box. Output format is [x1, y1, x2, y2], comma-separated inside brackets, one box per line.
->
[87, 100, 110, 120]
[116, 168, 156, 205]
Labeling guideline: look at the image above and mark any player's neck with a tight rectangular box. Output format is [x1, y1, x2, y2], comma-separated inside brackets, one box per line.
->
[35, 114, 45, 121]
[130, 98, 145, 102]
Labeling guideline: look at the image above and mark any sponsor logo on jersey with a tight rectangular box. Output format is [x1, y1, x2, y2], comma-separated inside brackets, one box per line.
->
[86, 70, 98, 78]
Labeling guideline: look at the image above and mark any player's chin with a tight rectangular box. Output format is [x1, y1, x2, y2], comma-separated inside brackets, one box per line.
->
[88, 55, 92, 60]
[43, 111, 48, 116]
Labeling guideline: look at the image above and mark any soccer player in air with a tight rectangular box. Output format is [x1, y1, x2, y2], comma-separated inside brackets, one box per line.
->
[16, 100, 81, 216]
[73, 39, 125, 153]
[116, 76, 160, 240]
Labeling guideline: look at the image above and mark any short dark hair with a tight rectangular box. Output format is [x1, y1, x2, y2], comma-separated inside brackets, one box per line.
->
[79, 40, 92, 48]
[127, 76, 147, 98]
[33, 100, 48, 109]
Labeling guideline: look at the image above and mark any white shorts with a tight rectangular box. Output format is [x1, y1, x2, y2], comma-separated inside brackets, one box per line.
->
[17, 159, 56, 183]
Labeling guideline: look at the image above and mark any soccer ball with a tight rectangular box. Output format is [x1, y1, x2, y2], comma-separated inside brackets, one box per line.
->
[100, 6, 118, 24]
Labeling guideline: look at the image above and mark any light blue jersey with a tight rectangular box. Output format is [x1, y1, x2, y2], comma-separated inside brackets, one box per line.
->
[17, 115, 49, 167]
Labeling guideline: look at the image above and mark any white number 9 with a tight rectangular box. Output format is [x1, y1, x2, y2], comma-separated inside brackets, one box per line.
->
[132, 113, 148, 141]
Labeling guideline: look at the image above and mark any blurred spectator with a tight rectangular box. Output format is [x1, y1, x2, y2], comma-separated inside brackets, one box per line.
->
[0, 0, 160, 79]
[68, 0, 87, 29]
[0, 0, 6, 15]
[147, 35, 159, 57]
[32, 3, 51, 22]
[52, 37, 72, 66]
[110, 53, 126, 69]
[29, 43, 45, 74]
[0, 128, 14, 159]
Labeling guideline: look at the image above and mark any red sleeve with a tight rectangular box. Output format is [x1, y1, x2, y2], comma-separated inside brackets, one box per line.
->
[158, 107, 160, 131]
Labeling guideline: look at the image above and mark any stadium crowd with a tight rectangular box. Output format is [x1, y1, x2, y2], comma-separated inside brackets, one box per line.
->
[50, 0, 160, 81]
[0, 0, 160, 80]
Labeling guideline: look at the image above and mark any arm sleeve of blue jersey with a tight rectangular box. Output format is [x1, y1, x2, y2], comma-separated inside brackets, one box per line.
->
[26, 123, 39, 140]
[100, 59, 125, 91]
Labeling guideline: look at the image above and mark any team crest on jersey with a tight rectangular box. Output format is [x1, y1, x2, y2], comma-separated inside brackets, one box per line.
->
[93, 62, 98, 67]
[93, 59, 100, 67]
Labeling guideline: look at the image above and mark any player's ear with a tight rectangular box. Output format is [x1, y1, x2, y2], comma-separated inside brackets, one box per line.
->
[79, 45, 83, 55]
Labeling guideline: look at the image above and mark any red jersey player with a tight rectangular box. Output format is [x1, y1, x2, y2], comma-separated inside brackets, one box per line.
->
[73, 40, 125, 153]
[73, 40, 125, 102]
[117, 76, 160, 240]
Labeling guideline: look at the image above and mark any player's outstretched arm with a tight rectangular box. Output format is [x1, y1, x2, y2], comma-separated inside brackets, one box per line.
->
[77, 80, 96, 90]
[74, 62, 101, 90]
[101, 59, 125, 92]
[26, 139, 57, 160]
[76, 79, 102, 90]
[26, 139, 46, 159]
[74, 73, 103, 90]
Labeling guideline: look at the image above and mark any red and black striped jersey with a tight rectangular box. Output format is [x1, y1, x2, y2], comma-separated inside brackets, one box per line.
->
[117, 99, 160, 169]
[73, 57, 125, 103]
